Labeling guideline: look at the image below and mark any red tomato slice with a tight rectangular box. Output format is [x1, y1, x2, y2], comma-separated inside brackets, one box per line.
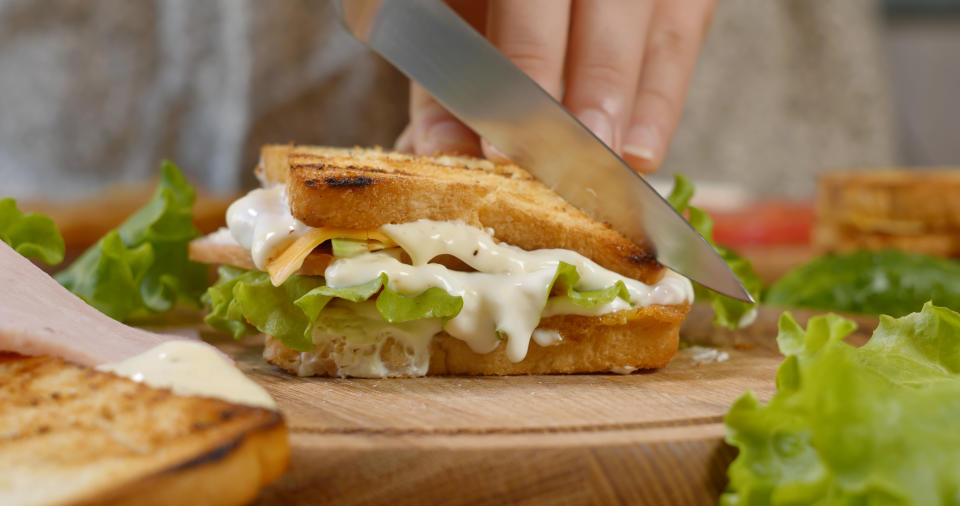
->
[706, 201, 814, 247]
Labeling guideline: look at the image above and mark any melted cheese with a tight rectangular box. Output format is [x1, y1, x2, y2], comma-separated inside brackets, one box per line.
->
[97, 341, 276, 409]
[265, 228, 395, 286]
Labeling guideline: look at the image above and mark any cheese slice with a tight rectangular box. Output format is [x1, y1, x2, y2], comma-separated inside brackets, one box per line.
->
[266, 228, 396, 286]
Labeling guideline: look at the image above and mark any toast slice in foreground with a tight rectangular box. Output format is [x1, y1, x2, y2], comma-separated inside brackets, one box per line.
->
[0, 353, 288, 506]
[191, 145, 693, 378]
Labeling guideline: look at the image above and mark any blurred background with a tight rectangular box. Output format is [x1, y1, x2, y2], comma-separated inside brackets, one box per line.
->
[0, 0, 957, 273]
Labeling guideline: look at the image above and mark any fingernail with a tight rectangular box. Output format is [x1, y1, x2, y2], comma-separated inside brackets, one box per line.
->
[420, 120, 476, 156]
[623, 124, 660, 163]
[577, 109, 614, 148]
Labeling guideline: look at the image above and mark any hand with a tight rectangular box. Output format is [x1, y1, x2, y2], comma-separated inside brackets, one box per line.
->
[395, 0, 717, 173]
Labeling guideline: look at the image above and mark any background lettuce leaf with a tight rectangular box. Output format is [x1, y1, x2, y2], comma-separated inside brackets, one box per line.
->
[666, 174, 762, 328]
[0, 198, 65, 265]
[766, 249, 960, 317]
[55, 161, 208, 321]
[723, 303, 960, 505]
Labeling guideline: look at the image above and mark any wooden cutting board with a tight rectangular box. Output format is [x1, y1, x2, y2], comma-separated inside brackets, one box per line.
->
[192, 305, 880, 506]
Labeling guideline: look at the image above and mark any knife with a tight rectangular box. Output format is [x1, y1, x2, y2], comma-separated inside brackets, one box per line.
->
[335, 0, 753, 302]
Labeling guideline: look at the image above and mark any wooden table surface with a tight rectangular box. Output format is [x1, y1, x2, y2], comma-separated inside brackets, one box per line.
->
[186, 304, 852, 506]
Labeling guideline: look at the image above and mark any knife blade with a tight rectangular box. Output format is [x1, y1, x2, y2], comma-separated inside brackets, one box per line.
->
[336, 0, 753, 302]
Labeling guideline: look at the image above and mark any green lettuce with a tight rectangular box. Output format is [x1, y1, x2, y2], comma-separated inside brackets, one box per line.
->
[723, 302, 960, 505]
[203, 270, 463, 351]
[203, 260, 631, 349]
[330, 238, 370, 258]
[552, 261, 630, 307]
[766, 250, 960, 318]
[55, 161, 207, 321]
[0, 198, 65, 264]
[376, 285, 464, 323]
[666, 174, 762, 328]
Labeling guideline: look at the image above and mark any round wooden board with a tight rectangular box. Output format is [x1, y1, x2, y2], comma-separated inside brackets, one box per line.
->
[199, 305, 829, 506]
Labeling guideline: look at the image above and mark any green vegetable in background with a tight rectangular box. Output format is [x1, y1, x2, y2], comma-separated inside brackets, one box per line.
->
[666, 175, 762, 329]
[55, 161, 208, 321]
[766, 249, 960, 317]
[723, 302, 960, 505]
[0, 198, 65, 265]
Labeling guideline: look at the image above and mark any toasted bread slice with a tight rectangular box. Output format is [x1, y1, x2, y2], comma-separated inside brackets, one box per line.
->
[812, 224, 960, 257]
[257, 144, 663, 284]
[0, 353, 288, 506]
[263, 303, 689, 377]
[817, 170, 960, 232]
[815, 170, 960, 257]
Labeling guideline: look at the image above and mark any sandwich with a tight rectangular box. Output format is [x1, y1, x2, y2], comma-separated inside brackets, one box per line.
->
[189, 145, 694, 378]
[814, 169, 960, 258]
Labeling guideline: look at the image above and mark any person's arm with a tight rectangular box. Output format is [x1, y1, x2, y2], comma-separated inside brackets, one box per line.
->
[395, 0, 716, 173]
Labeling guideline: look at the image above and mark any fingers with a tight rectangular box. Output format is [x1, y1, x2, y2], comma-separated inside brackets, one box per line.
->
[623, 0, 716, 172]
[485, 0, 571, 97]
[481, 0, 571, 160]
[402, 83, 482, 157]
[399, 0, 486, 157]
[563, 0, 653, 152]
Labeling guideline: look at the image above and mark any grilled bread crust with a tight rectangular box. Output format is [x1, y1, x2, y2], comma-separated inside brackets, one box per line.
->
[257, 144, 664, 285]
[815, 169, 960, 257]
[262, 303, 689, 377]
[0, 354, 288, 506]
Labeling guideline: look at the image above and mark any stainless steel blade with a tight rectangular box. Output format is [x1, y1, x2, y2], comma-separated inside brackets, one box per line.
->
[336, 0, 753, 302]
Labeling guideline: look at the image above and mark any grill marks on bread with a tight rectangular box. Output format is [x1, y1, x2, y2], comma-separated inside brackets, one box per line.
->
[0, 353, 288, 505]
[260, 145, 662, 284]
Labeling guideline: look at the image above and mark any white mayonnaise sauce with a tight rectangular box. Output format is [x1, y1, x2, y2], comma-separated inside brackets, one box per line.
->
[97, 341, 276, 409]
[226, 185, 309, 269]
[532, 329, 563, 347]
[324, 220, 693, 363]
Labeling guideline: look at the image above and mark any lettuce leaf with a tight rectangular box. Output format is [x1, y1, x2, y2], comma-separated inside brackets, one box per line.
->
[551, 261, 630, 307]
[0, 198, 65, 265]
[766, 249, 960, 318]
[203, 266, 260, 338]
[203, 259, 630, 350]
[55, 161, 207, 321]
[376, 285, 464, 323]
[204, 270, 462, 351]
[666, 174, 762, 328]
[723, 302, 960, 505]
[235, 273, 324, 351]
[331, 238, 370, 258]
